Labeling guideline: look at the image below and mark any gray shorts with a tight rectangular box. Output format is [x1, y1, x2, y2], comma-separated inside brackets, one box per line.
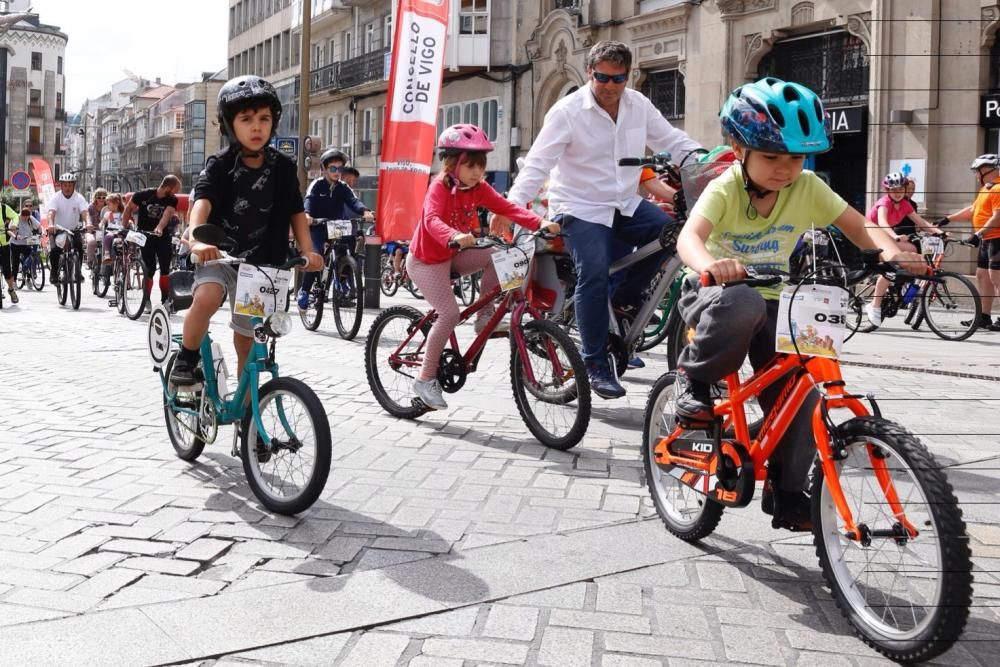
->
[192, 263, 255, 337]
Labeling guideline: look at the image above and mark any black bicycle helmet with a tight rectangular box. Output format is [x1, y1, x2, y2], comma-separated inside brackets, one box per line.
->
[320, 148, 349, 169]
[217, 75, 282, 147]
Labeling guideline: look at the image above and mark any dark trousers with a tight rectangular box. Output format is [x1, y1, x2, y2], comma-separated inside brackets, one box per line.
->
[556, 199, 674, 365]
[677, 277, 818, 493]
[300, 224, 328, 293]
[49, 232, 84, 277]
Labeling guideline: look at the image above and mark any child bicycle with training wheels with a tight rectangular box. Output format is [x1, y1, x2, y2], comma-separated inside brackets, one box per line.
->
[671, 77, 925, 530]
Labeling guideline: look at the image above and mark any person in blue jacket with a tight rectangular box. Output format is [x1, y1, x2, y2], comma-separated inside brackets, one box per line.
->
[297, 148, 373, 309]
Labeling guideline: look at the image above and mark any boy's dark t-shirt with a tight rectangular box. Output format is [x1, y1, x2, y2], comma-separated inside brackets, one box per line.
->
[193, 146, 304, 265]
[131, 188, 179, 232]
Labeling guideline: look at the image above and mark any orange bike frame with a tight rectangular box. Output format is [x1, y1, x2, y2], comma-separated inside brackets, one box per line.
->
[656, 354, 915, 540]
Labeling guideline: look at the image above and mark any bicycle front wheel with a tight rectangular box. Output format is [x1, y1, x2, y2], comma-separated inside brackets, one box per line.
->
[379, 266, 399, 296]
[241, 376, 332, 515]
[299, 279, 324, 331]
[31, 258, 45, 291]
[642, 372, 724, 541]
[56, 257, 68, 305]
[365, 305, 429, 419]
[811, 417, 971, 662]
[123, 257, 149, 320]
[510, 318, 591, 450]
[68, 255, 82, 310]
[920, 271, 981, 341]
[332, 255, 363, 340]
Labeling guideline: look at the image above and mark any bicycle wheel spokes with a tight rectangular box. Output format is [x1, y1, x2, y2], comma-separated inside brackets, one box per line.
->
[921, 272, 981, 341]
[123, 258, 148, 318]
[813, 419, 970, 660]
[510, 319, 590, 449]
[365, 306, 427, 419]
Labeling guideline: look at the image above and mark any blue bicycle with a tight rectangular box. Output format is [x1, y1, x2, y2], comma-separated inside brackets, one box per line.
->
[15, 237, 46, 291]
[150, 225, 332, 515]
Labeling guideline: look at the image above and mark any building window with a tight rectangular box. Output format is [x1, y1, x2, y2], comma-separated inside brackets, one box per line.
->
[758, 31, 870, 105]
[446, 105, 461, 126]
[462, 102, 479, 126]
[642, 69, 685, 120]
[340, 112, 350, 147]
[384, 14, 393, 48]
[175, 112, 184, 130]
[57, 56, 63, 75]
[31, 51, 41, 70]
[460, 0, 488, 35]
[437, 108, 444, 137]
[481, 99, 498, 140]
[56, 92, 62, 110]
[344, 31, 352, 60]
[361, 108, 373, 154]
[327, 117, 335, 145]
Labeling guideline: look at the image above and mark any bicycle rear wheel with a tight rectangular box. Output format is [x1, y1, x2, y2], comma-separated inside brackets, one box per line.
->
[845, 277, 879, 335]
[68, 255, 82, 310]
[920, 271, 981, 341]
[113, 261, 126, 313]
[811, 417, 971, 663]
[642, 372, 725, 540]
[365, 305, 429, 419]
[123, 257, 149, 320]
[16, 262, 27, 290]
[299, 279, 324, 331]
[241, 376, 332, 515]
[379, 266, 399, 296]
[332, 255, 363, 340]
[163, 352, 207, 461]
[510, 318, 591, 450]
[31, 258, 45, 291]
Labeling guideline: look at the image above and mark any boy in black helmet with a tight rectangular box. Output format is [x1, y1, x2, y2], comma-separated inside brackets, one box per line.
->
[169, 75, 324, 388]
[296, 148, 373, 309]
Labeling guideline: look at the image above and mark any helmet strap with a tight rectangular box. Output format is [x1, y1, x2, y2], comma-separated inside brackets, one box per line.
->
[738, 152, 772, 219]
[448, 151, 468, 194]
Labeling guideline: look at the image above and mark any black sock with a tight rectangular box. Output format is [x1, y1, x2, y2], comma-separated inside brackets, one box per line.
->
[178, 345, 200, 364]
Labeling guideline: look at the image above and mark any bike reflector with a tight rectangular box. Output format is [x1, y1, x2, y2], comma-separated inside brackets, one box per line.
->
[775, 284, 848, 359]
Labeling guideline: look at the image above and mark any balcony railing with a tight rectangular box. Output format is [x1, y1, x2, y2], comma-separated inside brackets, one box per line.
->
[27, 104, 44, 118]
[310, 47, 389, 94]
[27, 141, 43, 154]
[555, 0, 582, 11]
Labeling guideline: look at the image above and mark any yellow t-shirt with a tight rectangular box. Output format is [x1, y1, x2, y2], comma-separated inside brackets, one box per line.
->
[971, 185, 1000, 240]
[689, 164, 849, 300]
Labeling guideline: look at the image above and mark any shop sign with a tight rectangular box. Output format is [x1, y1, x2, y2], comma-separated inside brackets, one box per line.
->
[980, 94, 1000, 127]
[827, 105, 866, 134]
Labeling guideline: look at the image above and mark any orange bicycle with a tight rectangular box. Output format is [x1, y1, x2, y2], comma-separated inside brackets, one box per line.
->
[642, 259, 971, 662]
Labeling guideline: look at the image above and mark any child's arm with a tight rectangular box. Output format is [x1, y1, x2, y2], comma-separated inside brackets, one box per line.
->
[874, 206, 896, 238]
[832, 207, 924, 272]
[907, 210, 942, 234]
[290, 211, 324, 271]
[479, 185, 552, 233]
[186, 199, 222, 263]
[677, 214, 744, 284]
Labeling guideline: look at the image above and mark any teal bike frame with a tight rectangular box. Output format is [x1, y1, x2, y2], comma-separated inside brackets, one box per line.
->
[159, 317, 283, 447]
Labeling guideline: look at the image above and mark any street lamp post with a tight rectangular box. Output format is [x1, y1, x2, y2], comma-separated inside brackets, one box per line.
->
[76, 117, 87, 193]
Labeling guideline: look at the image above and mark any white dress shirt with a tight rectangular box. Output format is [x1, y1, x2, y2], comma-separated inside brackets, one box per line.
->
[508, 86, 700, 227]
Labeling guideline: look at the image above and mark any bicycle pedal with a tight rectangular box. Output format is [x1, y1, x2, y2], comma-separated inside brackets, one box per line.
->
[676, 415, 717, 429]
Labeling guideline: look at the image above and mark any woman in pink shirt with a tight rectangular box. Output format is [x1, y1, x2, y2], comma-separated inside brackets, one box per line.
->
[864, 171, 941, 326]
[407, 124, 560, 410]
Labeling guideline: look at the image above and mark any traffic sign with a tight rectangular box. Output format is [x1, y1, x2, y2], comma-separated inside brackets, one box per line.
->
[10, 170, 30, 190]
[11, 188, 32, 197]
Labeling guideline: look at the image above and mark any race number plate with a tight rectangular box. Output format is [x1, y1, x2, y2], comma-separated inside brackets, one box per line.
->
[920, 235, 945, 256]
[233, 266, 291, 317]
[491, 236, 535, 292]
[775, 284, 848, 359]
[126, 230, 147, 247]
[327, 220, 353, 239]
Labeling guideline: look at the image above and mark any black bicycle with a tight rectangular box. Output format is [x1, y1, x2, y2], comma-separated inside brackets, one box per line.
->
[15, 238, 45, 291]
[52, 225, 83, 310]
[298, 218, 365, 339]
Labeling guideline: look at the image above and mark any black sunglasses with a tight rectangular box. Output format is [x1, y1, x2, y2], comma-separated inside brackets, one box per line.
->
[592, 71, 628, 84]
[327, 164, 345, 173]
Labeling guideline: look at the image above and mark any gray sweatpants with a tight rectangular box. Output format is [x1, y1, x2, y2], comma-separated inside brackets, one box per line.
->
[676, 275, 817, 493]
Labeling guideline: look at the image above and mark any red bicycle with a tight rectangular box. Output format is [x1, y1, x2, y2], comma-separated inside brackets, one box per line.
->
[365, 233, 591, 449]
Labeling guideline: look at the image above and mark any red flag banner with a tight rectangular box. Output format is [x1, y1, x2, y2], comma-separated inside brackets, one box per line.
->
[29, 158, 56, 229]
[376, 0, 449, 242]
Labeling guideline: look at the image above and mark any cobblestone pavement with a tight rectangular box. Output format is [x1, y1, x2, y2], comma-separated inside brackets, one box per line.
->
[0, 286, 997, 666]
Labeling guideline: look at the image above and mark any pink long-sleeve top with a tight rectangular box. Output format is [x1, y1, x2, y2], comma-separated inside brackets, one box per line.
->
[410, 177, 544, 264]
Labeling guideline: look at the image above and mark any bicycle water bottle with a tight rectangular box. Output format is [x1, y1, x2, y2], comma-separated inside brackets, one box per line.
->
[210, 341, 230, 397]
[902, 282, 920, 305]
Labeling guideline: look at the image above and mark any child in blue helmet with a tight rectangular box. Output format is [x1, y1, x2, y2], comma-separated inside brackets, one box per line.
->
[673, 77, 924, 530]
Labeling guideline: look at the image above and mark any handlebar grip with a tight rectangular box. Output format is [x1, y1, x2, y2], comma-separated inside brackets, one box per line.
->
[699, 272, 715, 287]
[448, 240, 461, 248]
[618, 157, 645, 167]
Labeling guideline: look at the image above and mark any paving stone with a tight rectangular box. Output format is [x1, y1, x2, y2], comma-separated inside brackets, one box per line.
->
[0, 603, 72, 628]
[388, 606, 480, 636]
[175, 538, 233, 562]
[2, 588, 102, 613]
[420, 637, 530, 664]
[99, 539, 177, 557]
[601, 656, 664, 667]
[232, 632, 352, 665]
[596, 582, 644, 615]
[70, 568, 143, 599]
[339, 631, 411, 666]
[507, 583, 589, 609]
[314, 537, 369, 563]
[408, 657, 463, 667]
[352, 548, 431, 572]
[538, 627, 594, 667]
[482, 604, 539, 641]
[694, 561, 747, 593]
[137, 574, 227, 596]
[603, 633, 716, 661]
[116, 557, 201, 576]
[549, 608, 651, 634]
[99, 585, 202, 610]
[720, 624, 785, 666]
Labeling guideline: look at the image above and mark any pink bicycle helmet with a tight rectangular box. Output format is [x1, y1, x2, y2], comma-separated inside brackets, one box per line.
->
[437, 124, 493, 154]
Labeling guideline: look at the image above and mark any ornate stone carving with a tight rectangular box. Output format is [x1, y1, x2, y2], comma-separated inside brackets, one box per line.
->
[846, 13, 872, 50]
[982, 5, 1000, 46]
[718, 0, 778, 18]
[744, 32, 765, 66]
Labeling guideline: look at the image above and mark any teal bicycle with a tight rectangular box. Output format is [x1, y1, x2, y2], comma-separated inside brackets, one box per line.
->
[149, 225, 332, 515]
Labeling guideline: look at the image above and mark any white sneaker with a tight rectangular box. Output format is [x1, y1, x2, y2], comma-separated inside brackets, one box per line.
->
[413, 378, 448, 410]
[865, 304, 883, 327]
[474, 316, 509, 336]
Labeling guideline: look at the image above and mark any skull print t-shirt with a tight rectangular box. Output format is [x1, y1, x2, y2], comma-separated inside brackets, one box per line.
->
[131, 188, 179, 232]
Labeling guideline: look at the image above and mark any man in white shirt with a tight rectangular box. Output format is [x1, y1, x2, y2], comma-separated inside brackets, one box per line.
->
[501, 40, 701, 399]
[47, 172, 89, 283]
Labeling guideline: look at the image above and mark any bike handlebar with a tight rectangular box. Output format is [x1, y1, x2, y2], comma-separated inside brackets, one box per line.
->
[447, 229, 562, 250]
[194, 251, 308, 271]
[699, 261, 937, 290]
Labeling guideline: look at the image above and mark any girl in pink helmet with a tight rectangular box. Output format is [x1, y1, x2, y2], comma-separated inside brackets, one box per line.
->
[407, 123, 560, 411]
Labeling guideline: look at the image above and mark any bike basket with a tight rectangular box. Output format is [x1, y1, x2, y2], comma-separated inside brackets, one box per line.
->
[326, 219, 354, 240]
[491, 237, 536, 293]
[233, 265, 291, 317]
[126, 230, 147, 247]
[679, 160, 734, 211]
